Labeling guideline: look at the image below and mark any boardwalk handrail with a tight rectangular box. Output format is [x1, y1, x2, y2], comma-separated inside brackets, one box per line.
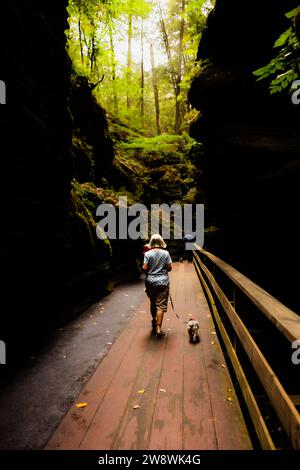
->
[193, 244, 300, 450]
[194, 244, 300, 343]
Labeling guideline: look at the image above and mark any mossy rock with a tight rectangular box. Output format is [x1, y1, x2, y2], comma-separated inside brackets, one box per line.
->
[69, 180, 112, 266]
[72, 133, 95, 182]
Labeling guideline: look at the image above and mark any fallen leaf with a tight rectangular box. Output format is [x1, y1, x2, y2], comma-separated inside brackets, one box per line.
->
[76, 402, 88, 409]
[160, 388, 166, 393]
[138, 389, 146, 394]
[132, 405, 140, 410]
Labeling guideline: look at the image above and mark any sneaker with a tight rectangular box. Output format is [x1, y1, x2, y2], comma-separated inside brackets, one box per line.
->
[156, 330, 165, 338]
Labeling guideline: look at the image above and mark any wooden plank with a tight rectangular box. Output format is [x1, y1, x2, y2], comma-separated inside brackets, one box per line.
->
[194, 245, 300, 343]
[46, 325, 138, 450]
[194, 261, 275, 450]
[46, 262, 252, 451]
[147, 264, 184, 450]
[182, 346, 218, 450]
[112, 334, 167, 450]
[190, 262, 252, 450]
[182, 269, 218, 450]
[198, 323, 252, 449]
[149, 262, 251, 450]
[147, 333, 184, 450]
[78, 325, 151, 450]
[194, 254, 300, 449]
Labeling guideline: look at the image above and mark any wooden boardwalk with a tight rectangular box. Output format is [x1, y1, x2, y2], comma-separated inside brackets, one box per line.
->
[46, 263, 252, 450]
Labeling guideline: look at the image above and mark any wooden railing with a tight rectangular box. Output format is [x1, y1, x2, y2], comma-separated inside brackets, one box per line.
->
[193, 245, 300, 450]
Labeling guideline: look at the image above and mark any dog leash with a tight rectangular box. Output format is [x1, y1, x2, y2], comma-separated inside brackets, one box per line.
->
[169, 291, 181, 320]
[169, 290, 191, 325]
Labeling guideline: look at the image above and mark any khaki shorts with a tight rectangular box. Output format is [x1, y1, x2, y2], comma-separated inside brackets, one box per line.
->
[145, 283, 169, 312]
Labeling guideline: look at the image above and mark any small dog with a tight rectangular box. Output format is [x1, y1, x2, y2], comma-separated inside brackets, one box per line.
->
[187, 318, 200, 343]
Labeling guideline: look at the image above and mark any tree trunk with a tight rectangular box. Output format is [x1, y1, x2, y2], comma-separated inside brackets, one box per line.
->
[140, 20, 144, 121]
[109, 22, 118, 115]
[158, 2, 177, 92]
[78, 6, 84, 65]
[90, 30, 98, 75]
[150, 43, 161, 135]
[82, 29, 92, 68]
[127, 14, 133, 110]
[90, 33, 95, 73]
[158, 1, 181, 133]
[175, 0, 186, 134]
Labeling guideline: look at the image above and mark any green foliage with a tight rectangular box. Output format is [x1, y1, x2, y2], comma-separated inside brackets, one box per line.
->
[112, 131, 202, 206]
[118, 133, 187, 153]
[253, 7, 300, 95]
[68, 0, 154, 131]
[109, 118, 141, 142]
[116, 133, 198, 168]
[67, 0, 214, 135]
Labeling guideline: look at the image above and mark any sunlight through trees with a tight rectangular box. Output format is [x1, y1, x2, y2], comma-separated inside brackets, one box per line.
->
[67, 0, 214, 135]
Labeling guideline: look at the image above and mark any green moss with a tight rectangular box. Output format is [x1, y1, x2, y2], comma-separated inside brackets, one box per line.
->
[117, 134, 186, 160]
[108, 118, 142, 143]
[103, 130, 204, 205]
[69, 180, 113, 265]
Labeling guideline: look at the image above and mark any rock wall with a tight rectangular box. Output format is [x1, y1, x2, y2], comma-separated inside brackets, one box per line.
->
[0, 1, 115, 360]
[70, 72, 114, 184]
[189, 0, 300, 310]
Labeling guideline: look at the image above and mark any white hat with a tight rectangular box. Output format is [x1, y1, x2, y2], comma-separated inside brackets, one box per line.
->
[149, 234, 167, 249]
